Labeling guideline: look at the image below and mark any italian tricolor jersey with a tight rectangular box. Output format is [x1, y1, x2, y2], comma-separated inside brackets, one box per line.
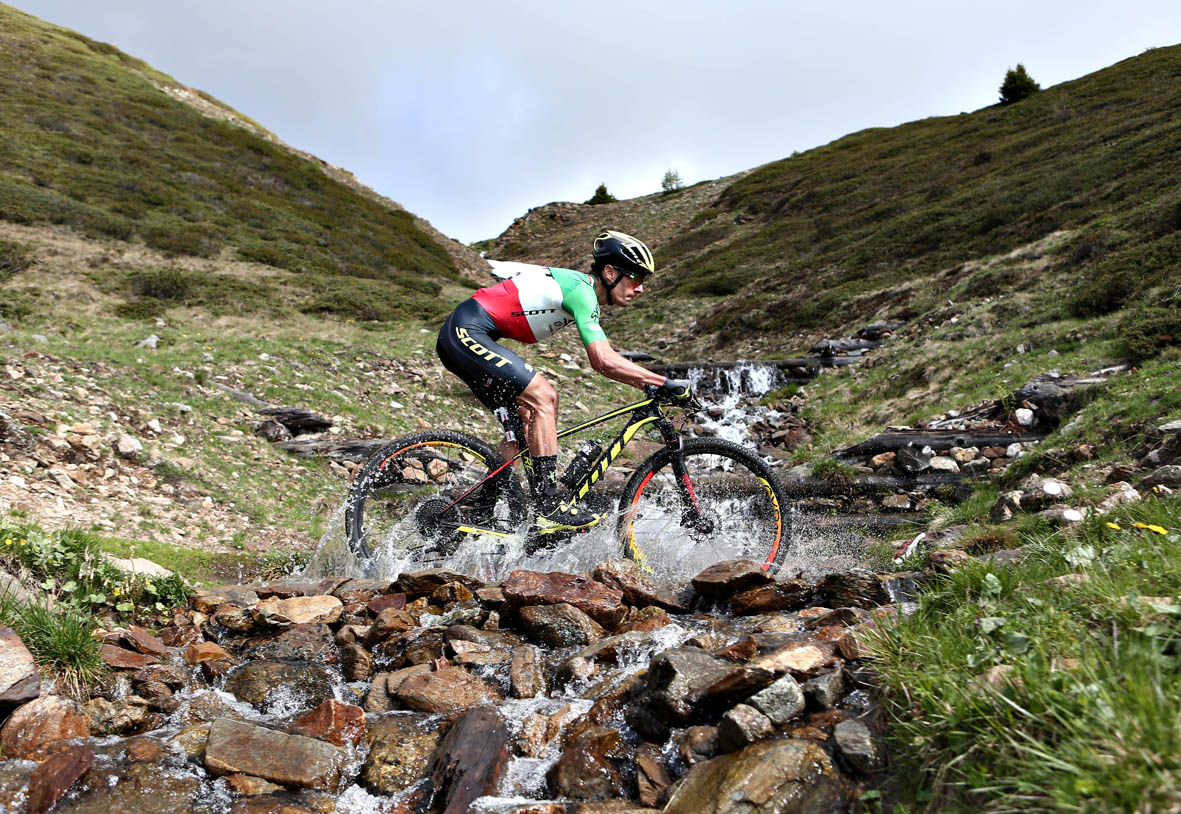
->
[472, 264, 607, 347]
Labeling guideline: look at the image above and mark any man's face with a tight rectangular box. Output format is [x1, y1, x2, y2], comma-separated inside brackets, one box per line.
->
[609, 267, 646, 305]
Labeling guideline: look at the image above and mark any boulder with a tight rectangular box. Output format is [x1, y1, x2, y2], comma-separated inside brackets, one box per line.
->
[802, 670, 846, 709]
[518, 603, 605, 647]
[393, 569, 484, 596]
[627, 647, 740, 738]
[360, 712, 445, 795]
[223, 661, 335, 712]
[291, 699, 366, 747]
[85, 696, 151, 736]
[663, 738, 849, 814]
[729, 580, 812, 615]
[690, 560, 773, 599]
[253, 596, 343, 626]
[428, 706, 510, 814]
[546, 726, 627, 801]
[395, 667, 501, 713]
[834, 719, 880, 774]
[26, 742, 93, 814]
[748, 674, 807, 725]
[0, 628, 40, 710]
[819, 569, 889, 608]
[1142, 465, 1181, 490]
[591, 560, 689, 612]
[238, 623, 338, 664]
[718, 704, 773, 752]
[0, 694, 90, 760]
[1021, 477, 1074, 510]
[204, 717, 347, 790]
[49, 761, 200, 813]
[502, 570, 625, 627]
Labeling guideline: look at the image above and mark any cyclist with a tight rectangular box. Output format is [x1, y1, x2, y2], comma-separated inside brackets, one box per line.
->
[436, 230, 690, 536]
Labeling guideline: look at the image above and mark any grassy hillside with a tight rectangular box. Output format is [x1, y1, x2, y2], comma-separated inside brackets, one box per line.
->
[0, 2, 468, 327]
[490, 45, 1181, 359]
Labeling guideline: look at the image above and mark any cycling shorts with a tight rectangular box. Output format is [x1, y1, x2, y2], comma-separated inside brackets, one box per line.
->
[436, 298, 535, 445]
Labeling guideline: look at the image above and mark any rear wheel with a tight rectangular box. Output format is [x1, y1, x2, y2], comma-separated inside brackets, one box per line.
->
[617, 438, 790, 576]
[345, 431, 525, 560]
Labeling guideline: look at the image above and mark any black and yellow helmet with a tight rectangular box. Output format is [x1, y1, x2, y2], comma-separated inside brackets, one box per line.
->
[591, 230, 655, 285]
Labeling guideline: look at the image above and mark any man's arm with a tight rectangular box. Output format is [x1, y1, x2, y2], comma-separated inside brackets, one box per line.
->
[585, 340, 666, 389]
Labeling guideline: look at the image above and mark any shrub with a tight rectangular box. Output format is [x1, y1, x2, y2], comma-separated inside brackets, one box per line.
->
[999, 63, 1040, 105]
[1067, 267, 1136, 317]
[1119, 306, 1181, 360]
[0, 238, 34, 277]
[142, 226, 220, 258]
[585, 183, 617, 205]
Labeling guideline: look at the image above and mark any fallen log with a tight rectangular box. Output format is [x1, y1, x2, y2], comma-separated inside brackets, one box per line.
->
[256, 406, 333, 434]
[835, 429, 1047, 459]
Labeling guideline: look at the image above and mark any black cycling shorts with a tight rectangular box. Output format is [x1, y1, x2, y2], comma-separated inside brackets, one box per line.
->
[436, 298, 535, 445]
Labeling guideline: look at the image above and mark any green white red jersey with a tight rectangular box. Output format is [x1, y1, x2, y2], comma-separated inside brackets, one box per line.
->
[473, 263, 607, 347]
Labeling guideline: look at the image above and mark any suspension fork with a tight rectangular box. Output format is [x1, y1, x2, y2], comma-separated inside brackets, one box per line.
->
[654, 416, 706, 529]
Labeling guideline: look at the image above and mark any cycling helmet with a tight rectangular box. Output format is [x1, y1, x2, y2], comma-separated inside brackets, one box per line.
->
[591, 230, 655, 291]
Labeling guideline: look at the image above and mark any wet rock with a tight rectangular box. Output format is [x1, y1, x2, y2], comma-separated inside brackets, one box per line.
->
[401, 627, 448, 665]
[663, 737, 849, 813]
[121, 626, 170, 657]
[834, 719, 880, 773]
[0, 627, 40, 710]
[0, 694, 90, 760]
[518, 603, 606, 647]
[205, 717, 347, 790]
[547, 726, 626, 801]
[635, 742, 672, 807]
[880, 494, 912, 510]
[820, 568, 890, 608]
[394, 569, 484, 597]
[895, 445, 931, 474]
[503, 570, 625, 627]
[341, 643, 374, 681]
[27, 742, 93, 814]
[85, 696, 150, 736]
[428, 705, 510, 814]
[431, 581, 474, 604]
[628, 647, 740, 739]
[557, 631, 651, 685]
[674, 725, 720, 766]
[192, 586, 260, 614]
[591, 560, 689, 612]
[239, 623, 338, 665]
[367, 592, 407, 615]
[362, 608, 417, 648]
[292, 699, 366, 747]
[718, 704, 773, 752]
[510, 645, 545, 698]
[750, 642, 839, 680]
[54, 761, 201, 814]
[254, 596, 343, 626]
[360, 712, 445, 795]
[803, 607, 861, 630]
[168, 722, 212, 762]
[224, 661, 335, 712]
[364, 664, 433, 713]
[802, 670, 846, 709]
[214, 605, 256, 631]
[690, 560, 773, 599]
[617, 605, 671, 633]
[133, 664, 185, 693]
[396, 667, 501, 713]
[99, 644, 159, 670]
[729, 580, 812, 615]
[748, 674, 806, 725]
[225, 773, 284, 796]
[123, 736, 165, 763]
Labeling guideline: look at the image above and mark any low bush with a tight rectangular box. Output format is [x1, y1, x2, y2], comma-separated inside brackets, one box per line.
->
[0, 238, 34, 277]
[1119, 306, 1181, 361]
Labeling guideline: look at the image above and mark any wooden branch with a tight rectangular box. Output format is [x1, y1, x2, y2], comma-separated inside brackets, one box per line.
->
[212, 382, 270, 408]
[275, 438, 391, 461]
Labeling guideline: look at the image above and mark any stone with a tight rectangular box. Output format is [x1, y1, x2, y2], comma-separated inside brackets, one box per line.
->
[635, 742, 673, 808]
[50, 761, 200, 813]
[948, 446, 979, 464]
[1006, 442, 1025, 458]
[394, 569, 484, 596]
[362, 608, 417, 647]
[363, 665, 432, 713]
[1015, 408, 1035, 426]
[546, 726, 626, 801]
[367, 592, 407, 615]
[617, 605, 672, 633]
[751, 643, 837, 679]
[223, 661, 335, 712]
[928, 456, 960, 473]
[27, 742, 93, 814]
[628, 647, 740, 737]
[1021, 477, 1074, 510]
[114, 434, 144, 461]
[802, 670, 846, 709]
[894, 445, 931, 474]
[292, 699, 366, 747]
[729, 580, 812, 615]
[1141, 465, 1181, 489]
[748, 674, 807, 725]
[989, 490, 1024, 522]
[238, 623, 338, 664]
[556, 631, 652, 685]
[834, 719, 880, 773]
[192, 586, 261, 614]
[100, 644, 159, 670]
[1097, 482, 1141, 513]
[962, 457, 991, 475]
[510, 645, 545, 698]
[502, 570, 625, 627]
[0, 628, 40, 709]
[85, 696, 150, 736]
[396, 667, 501, 713]
[663, 738, 848, 814]
[870, 451, 895, 468]
[430, 581, 474, 604]
[518, 602, 606, 647]
[224, 774, 283, 796]
[254, 596, 343, 626]
[427, 706, 510, 814]
[719, 703, 774, 753]
[880, 494, 912, 510]
[674, 725, 720, 766]
[1, 695, 90, 761]
[591, 560, 689, 612]
[122, 626, 170, 656]
[341, 643, 374, 681]
[690, 560, 773, 598]
[1038, 506, 1085, 526]
[184, 641, 229, 664]
[820, 568, 890, 608]
[205, 717, 347, 790]
[361, 712, 445, 795]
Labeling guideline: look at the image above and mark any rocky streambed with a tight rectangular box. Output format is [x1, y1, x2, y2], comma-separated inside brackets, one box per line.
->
[0, 559, 912, 814]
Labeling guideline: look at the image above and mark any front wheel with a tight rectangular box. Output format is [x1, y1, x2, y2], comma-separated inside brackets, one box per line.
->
[345, 431, 525, 560]
[616, 438, 791, 576]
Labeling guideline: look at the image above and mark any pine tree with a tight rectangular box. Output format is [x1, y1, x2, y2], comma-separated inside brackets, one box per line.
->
[585, 183, 617, 205]
[661, 169, 684, 193]
[999, 64, 1040, 105]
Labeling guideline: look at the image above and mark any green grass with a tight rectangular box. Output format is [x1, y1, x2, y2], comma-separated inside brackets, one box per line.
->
[866, 495, 1181, 812]
[0, 5, 460, 293]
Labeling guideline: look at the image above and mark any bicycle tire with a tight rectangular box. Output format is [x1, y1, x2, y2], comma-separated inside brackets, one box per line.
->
[616, 438, 791, 576]
[345, 430, 525, 560]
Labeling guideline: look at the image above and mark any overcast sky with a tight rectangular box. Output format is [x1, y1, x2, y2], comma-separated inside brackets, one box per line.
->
[13, 1, 1181, 243]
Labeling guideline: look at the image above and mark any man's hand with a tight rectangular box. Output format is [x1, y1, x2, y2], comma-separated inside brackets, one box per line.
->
[650, 378, 693, 403]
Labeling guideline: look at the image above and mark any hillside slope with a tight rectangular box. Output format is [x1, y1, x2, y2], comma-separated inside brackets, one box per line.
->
[489, 45, 1181, 359]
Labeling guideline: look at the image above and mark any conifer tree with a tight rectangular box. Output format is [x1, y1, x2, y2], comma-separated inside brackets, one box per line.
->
[999, 63, 1040, 105]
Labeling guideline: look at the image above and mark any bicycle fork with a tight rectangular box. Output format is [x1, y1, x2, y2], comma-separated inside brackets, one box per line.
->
[654, 417, 714, 535]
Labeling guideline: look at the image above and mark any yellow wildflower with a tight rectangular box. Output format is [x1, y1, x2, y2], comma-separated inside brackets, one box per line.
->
[1132, 522, 1149, 529]
[1146, 524, 1168, 535]
[113, 587, 121, 597]
[1105, 522, 1122, 531]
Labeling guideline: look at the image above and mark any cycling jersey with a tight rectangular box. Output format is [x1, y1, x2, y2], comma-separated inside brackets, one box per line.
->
[472, 265, 607, 347]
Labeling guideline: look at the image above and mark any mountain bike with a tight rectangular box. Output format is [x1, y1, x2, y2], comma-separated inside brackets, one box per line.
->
[344, 385, 792, 574]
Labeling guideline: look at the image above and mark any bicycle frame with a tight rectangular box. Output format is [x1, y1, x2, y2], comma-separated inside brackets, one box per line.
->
[436, 394, 699, 534]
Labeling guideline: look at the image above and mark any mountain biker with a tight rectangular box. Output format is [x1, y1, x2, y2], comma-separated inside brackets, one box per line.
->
[436, 230, 691, 536]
